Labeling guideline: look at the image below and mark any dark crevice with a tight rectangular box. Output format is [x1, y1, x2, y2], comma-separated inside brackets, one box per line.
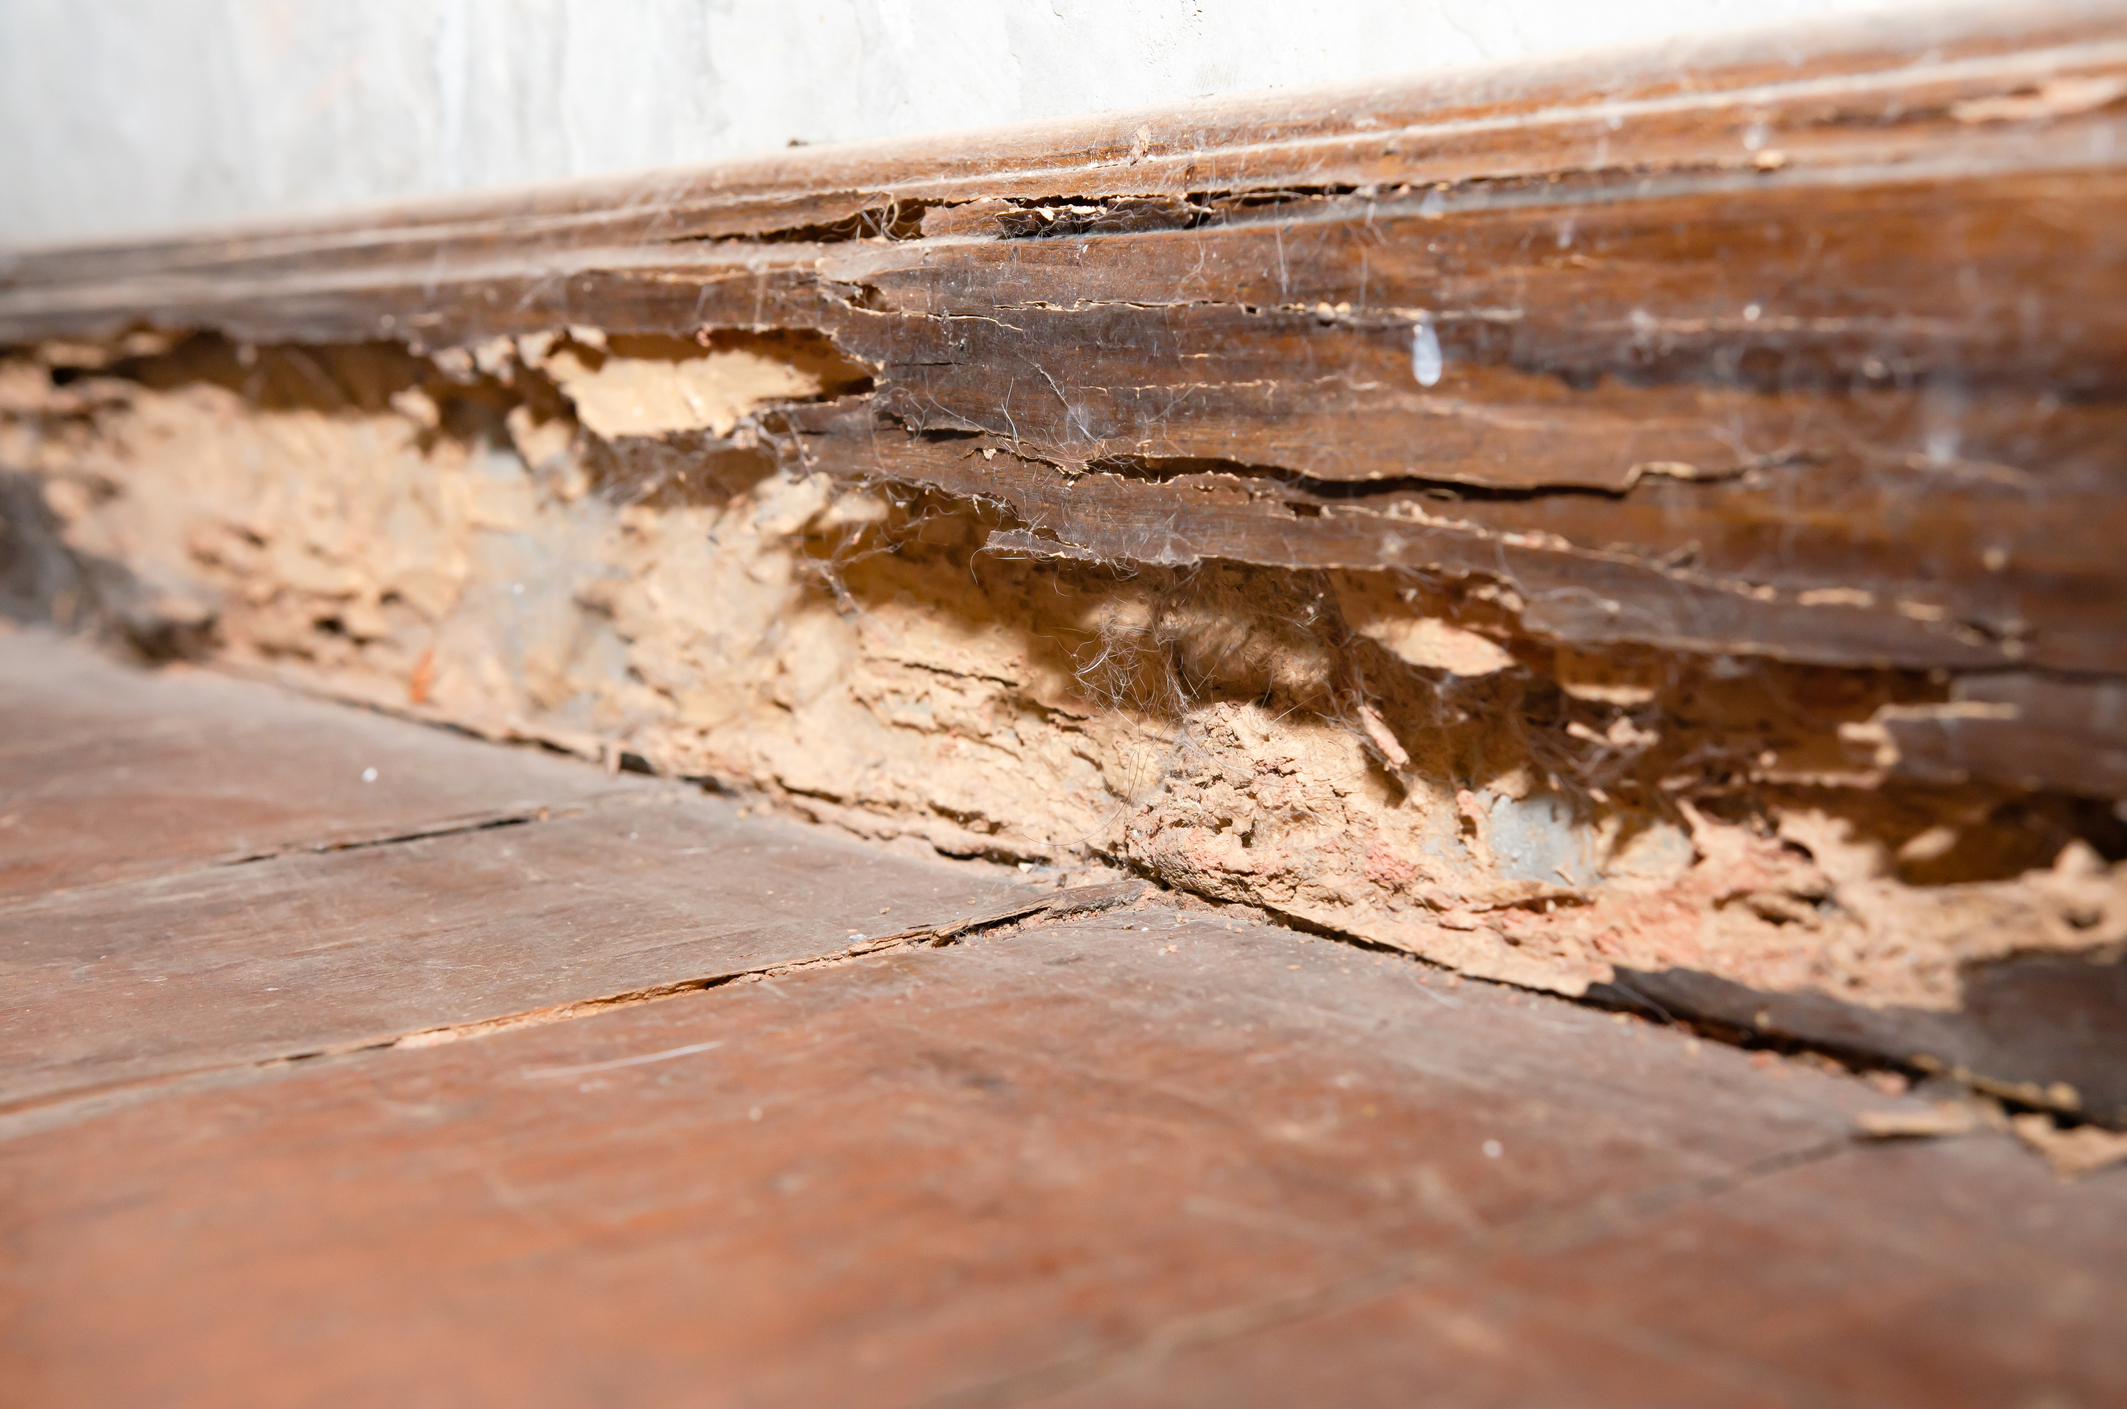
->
[0, 879, 1149, 1138]
[991, 195, 1214, 239]
[659, 187, 1360, 249]
[217, 810, 549, 868]
[651, 166, 1824, 256]
[850, 410, 1664, 504]
[670, 199, 936, 247]
[1081, 453, 1643, 504]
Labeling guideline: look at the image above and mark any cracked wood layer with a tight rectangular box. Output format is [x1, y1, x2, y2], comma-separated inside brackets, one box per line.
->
[0, 800, 1019, 1112]
[0, 627, 648, 899]
[5, 915, 2121, 1408]
[5, 5, 2126, 795]
[0, 633, 1028, 1113]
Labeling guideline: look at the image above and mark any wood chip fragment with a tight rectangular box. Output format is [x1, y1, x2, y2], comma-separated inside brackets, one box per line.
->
[1854, 1103, 1980, 1140]
[2010, 1113, 2127, 1180]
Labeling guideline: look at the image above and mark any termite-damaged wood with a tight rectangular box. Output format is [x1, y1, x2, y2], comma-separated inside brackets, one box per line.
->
[7, 6, 2127, 795]
[4, 3, 2126, 1096]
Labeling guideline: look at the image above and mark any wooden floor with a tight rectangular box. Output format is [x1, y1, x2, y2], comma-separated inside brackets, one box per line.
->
[2, 628, 2121, 1408]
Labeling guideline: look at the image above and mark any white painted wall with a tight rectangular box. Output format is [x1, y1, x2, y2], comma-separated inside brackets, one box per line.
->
[1, 0, 1942, 247]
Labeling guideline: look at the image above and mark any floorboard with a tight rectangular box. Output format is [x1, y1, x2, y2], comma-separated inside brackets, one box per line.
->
[0, 628, 644, 899]
[5, 914, 2116, 1409]
[0, 632, 1030, 1111]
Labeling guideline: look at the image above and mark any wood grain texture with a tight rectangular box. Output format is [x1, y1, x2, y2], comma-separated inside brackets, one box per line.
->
[5, 4, 2125, 795]
[0, 797, 1027, 1111]
[0, 628, 646, 899]
[0, 631, 1031, 1111]
[3, 913, 2117, 1408]
[1033, 1134, 2127, 1409]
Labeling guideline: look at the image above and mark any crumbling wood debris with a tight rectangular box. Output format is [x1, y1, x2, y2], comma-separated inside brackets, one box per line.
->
[3, 3, 2126, 1115]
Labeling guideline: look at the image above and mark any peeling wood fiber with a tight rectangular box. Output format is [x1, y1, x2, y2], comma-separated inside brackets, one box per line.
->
[4, 2, 2126, 1113]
